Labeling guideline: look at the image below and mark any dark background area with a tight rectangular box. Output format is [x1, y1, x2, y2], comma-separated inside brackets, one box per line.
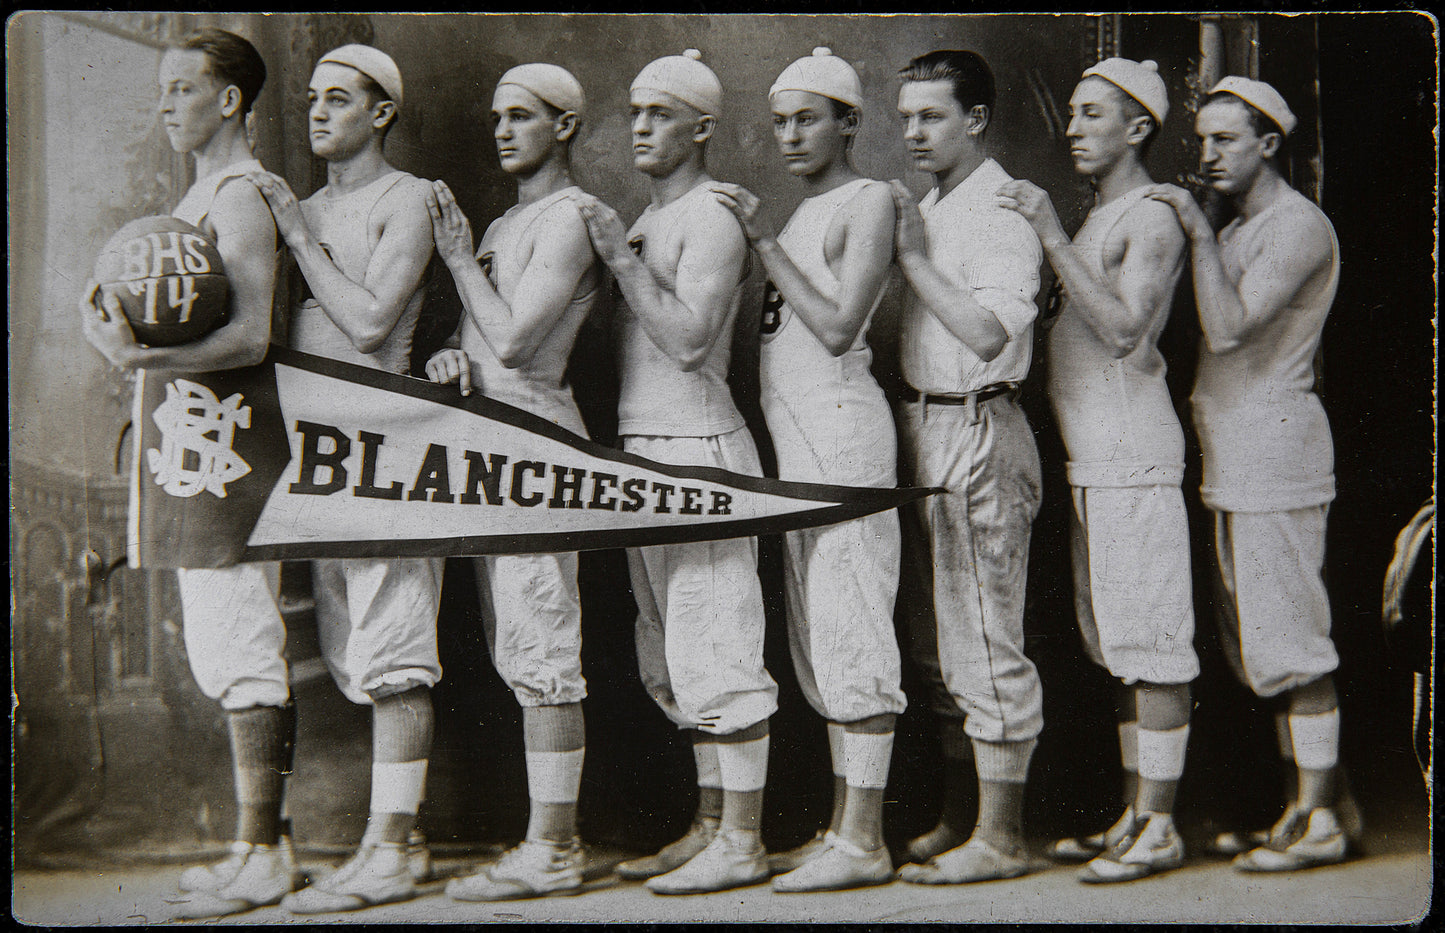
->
[10, 12, 1434, 868]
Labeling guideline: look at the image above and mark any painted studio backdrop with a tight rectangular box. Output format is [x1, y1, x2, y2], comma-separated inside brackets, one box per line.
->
[9, 12, 1434, 864]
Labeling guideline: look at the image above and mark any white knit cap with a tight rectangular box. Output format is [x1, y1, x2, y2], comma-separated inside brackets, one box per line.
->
[631, 49, 722, 116]
[498, 63, 585, 116]
[1081, 57, 1168, 124]
[769, 47, 862, 110]
[1209, 75, 1298, 136]
[319, 44, 403, 110]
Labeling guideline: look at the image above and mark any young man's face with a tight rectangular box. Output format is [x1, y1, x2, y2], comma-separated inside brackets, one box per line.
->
[1196, 98, 1275, 196]
[1066, 77, 1136, 176]
[897, 79, 975, 177]
[629, 88, 703, 178]
[491, 84, 560, 176]
[157, 49, 229, 155]
[307, 62, 381, 161]
[770, 89, 850, 178]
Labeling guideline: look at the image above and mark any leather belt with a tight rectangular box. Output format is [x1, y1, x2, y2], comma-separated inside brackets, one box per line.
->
[898, 383, 1018, 406]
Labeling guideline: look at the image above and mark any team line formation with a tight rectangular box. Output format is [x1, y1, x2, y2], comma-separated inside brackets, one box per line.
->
[79, 29, 1350, 915]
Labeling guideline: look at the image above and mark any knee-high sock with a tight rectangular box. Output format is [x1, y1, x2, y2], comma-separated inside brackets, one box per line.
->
[368, 687, 433, 844]
[523, 703, 585, 843]
[228, 702, 295, 845]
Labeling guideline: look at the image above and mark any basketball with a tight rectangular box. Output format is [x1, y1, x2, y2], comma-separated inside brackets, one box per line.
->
[92, 216, 229, 347]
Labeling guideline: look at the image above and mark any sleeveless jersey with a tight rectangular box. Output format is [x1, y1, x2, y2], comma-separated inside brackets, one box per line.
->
[172, 157, 287, 346]
[617, 182, 747, 437]
[1047, 187, 1186, 487]
[291, 171, 427, 374]
[1191, 188, 1340, 512]
[761, 178, 895, 486]
[462, 186, 597, 432]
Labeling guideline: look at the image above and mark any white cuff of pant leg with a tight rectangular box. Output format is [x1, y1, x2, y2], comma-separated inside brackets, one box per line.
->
[525, 749, 585, 804]
[1118, 721, 1139, 772]
[716, 736, 769, 792]
[371, 760, 428, 815]
[1137, 725, 1190, 782]
[843, 731, 894, 790]
[693, 739, 723, 789]
[972, 738, 1036, 783]
[827, 723, 847, 778]
[1290, 710, 1340, 771]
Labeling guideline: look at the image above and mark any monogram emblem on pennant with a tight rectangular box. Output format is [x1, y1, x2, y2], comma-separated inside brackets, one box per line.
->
[147, 379, 253, 498]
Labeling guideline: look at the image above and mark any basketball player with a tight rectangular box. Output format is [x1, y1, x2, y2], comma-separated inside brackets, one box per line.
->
[1148, 77, 1354, 871]
[570, 49, 779, 895]
[890, 50, 1045, 885]
[78, 28, 299, 920]
[708, 47, 903, 893]
[422, 63, 601, 901]
[244, 45, 444, 912]
[997, 58, 1198, 883]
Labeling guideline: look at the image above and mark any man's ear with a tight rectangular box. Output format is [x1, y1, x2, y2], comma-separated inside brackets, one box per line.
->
[1260, 130, 1282, 158]
[371, 99, 397, 132]
[219, 84, 243, 120]
[555, 111, 580, 143]
[841, 107, 861, 138]
[1126, 115, 1155, 148]
[693, 113, 717, 143]
[967, 104, 990, 137]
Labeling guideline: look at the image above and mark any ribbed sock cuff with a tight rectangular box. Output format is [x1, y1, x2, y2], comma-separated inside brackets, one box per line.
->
[524, 703, 585, 753]
[373, 688, 434, 764]
[972, 738, 1036, 783]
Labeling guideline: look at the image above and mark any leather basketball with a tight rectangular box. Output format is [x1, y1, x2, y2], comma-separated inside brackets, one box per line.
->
[93, 216, 229, 347]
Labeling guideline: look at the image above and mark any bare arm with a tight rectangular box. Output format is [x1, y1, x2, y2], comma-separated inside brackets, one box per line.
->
[712, 181, 894, 357]
[249, 171, 434, 354]
[82, 180, 277, 371]
[889, 180, 1008, 361]
[1000, 181, 1184, 358]
[429, 182, 595, 368]
[1147, 184, 1331, 352]
[573, 191, 746, 372]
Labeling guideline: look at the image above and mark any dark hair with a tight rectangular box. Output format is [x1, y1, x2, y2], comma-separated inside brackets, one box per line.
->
[899, 49, 995, 114]
[1204, 91, 1286, 143]
[178, 28, 266, 116]
[353, 72, 399, 136]
[1108, 83, 1157, 161]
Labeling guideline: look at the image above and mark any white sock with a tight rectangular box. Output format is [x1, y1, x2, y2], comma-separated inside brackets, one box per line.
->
[370, 760, 427, 815]
[1137, 726, 1190, 782]
[716, 735, 769, 792]
[843, 731, 893, 790]
[694, 739, 723, 790]
[525, 749, 585, 804]
[827, 722, 847, 779]
[1290, 710, 1340, 771]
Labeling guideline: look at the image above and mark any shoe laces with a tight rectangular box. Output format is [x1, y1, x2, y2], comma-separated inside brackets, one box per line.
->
[1266, 808, 1309, 851]
[322, 842, 399, 889]
[498, 838, 578, 873]
[210, 844, 254, 883]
